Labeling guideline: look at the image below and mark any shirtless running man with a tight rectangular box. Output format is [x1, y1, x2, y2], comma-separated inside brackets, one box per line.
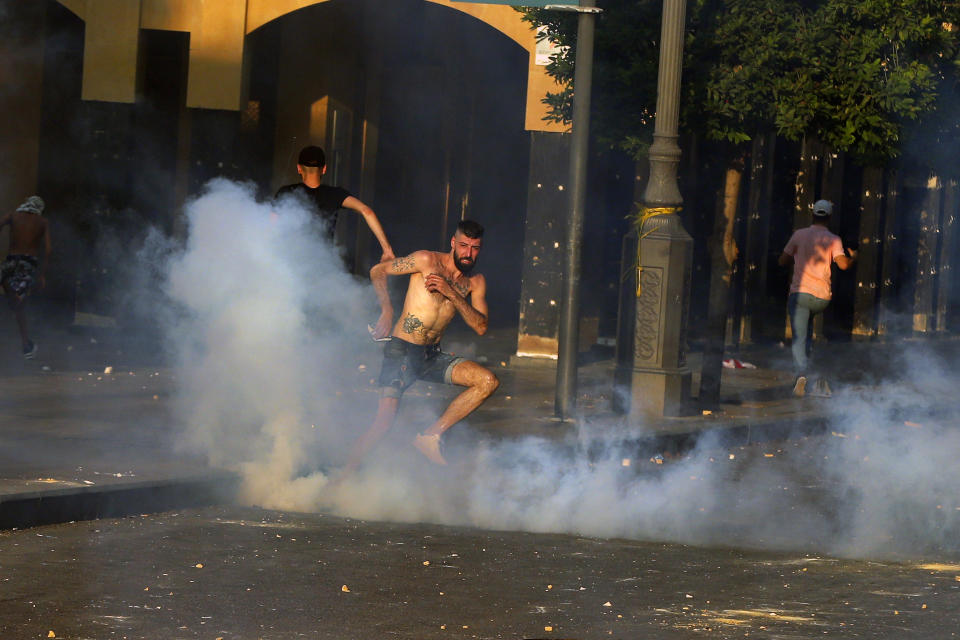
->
[1, 196, 51, 359]
[342, 219, 498, 472]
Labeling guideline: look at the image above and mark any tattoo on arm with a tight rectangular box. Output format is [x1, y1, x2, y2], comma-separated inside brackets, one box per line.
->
[391, 256, 416, 273]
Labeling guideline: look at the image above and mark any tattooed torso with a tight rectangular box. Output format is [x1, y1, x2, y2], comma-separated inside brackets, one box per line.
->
[390, 251, 478, 345]
[401, 312, 431, 340]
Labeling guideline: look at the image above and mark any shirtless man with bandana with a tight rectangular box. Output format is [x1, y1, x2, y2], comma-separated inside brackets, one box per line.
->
[342, 219, 498, 472]
[1, 196, 51, 359]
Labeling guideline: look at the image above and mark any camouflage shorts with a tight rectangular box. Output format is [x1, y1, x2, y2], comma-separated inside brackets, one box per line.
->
[1, 254, 39, 297]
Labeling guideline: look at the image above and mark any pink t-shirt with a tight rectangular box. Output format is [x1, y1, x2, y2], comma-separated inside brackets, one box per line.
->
[783, 225, 844, 299]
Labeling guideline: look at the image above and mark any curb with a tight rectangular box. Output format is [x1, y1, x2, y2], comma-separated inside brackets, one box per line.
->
[0, 471, 240, 530]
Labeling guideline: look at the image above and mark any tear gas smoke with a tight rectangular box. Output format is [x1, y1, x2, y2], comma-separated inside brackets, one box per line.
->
[162, 179, 376, 509]
[329, 370, 960, 562]
[161, 179, 959, 561]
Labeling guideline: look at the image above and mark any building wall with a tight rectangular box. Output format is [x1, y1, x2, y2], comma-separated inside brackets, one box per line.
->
[0, 1, 47, 219]
[56, 0, 564, 131]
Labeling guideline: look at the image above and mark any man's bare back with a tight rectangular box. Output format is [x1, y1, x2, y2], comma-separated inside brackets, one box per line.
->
[2, 196, 52, 357]
[3, 210, 49, 256]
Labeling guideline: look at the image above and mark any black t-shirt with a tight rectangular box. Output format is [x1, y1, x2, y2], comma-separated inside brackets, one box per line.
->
[274, 183, 352, 237]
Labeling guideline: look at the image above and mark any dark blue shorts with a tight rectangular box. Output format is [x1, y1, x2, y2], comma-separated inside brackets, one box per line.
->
[377, 337, 466, 399]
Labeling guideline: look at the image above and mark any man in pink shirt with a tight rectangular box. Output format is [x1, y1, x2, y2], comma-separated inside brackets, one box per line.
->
[778, 200, 856, 397]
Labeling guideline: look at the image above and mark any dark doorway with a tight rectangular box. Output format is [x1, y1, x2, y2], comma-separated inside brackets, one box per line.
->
[133, 28, 189, 234]
[251, 0, 531, 326]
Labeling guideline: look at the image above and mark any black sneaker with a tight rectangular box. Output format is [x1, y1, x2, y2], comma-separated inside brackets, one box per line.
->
[23, 341, 37, 360]
[792, 376, 807, 397]
[808, 378, 832, 398]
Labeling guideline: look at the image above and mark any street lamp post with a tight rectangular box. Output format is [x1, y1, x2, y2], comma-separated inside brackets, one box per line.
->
[551, 0, 602, 420]
[613, 0, 693, 418]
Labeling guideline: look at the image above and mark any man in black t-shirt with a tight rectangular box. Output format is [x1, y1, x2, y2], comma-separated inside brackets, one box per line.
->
[275, 146, 394, 261]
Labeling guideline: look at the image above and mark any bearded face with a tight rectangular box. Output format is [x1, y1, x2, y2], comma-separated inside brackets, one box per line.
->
[454, 249, 477, 273]
[451, 233, 482, 274]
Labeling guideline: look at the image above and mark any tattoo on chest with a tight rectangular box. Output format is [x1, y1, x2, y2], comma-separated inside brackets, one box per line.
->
[392, 256, 415, 272]
[402, 313, 428, 338]
[435, 274, 470, 298]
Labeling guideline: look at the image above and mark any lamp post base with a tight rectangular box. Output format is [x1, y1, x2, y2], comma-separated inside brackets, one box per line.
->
[616, 366, 692, 418]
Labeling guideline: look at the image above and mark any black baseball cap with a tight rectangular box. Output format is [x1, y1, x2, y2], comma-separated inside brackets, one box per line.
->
[297, 146, 326, 168]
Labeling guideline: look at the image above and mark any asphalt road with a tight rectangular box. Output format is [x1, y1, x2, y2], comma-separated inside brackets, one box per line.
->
[3, 505, 960, 640]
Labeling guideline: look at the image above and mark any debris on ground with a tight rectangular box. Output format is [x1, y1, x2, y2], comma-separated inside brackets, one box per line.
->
[722, 358, 757, 369]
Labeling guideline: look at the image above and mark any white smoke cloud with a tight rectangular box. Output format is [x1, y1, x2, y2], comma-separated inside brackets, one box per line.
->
[322, 348, 958, 561]
[322, 387, 957, 561]
[161, 179, 377, 508]
[815, 359, 960, 559]
[157, 179, 959, 562]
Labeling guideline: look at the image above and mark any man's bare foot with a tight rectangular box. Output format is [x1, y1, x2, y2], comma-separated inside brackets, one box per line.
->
[413, 433, 447, 465]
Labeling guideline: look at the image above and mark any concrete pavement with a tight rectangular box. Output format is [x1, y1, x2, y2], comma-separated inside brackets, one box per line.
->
[3, 505, 960, 639]
[3, 314, 960, 640]
[1, 306, 957, 530]
[0, 311, 237, 528]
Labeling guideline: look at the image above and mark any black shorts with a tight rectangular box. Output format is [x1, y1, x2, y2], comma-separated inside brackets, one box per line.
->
[377, 337, 466, 399]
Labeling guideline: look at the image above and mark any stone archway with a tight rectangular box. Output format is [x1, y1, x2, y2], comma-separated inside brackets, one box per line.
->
[58, 0, 563, 132]
[247, 0, 562, 132]
[56, 0, 571, 347]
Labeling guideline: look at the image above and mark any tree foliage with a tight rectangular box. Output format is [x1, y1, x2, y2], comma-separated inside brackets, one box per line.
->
[521, 1, 661, 157]
[777, 0, 954, 162]
[898, 3, 960, 175]
[685, 0, 799, 144]
[521, 0, 960, 163]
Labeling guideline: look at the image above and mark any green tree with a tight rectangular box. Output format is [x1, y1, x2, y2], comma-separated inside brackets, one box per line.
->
[521, 1, 661, 157]
[523, 0, 957, 160]
[898, 8, 960, 176]
[522, 0, 960, 405]
[778, 0, 952, 164]
[685, 0, 798, 145]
